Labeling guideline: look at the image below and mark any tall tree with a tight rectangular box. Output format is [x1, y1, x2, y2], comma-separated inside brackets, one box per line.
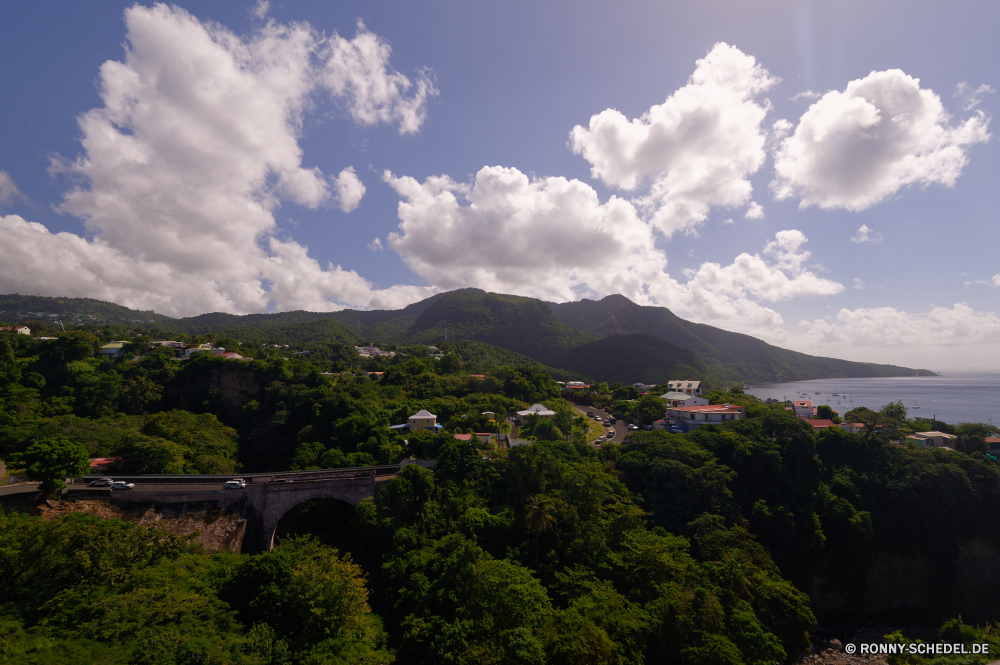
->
[7, 438, 90, 500]
[524, 494, 559, 565]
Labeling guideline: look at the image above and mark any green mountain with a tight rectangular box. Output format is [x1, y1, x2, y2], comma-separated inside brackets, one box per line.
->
[550, 333, 707, 385]
[0, 294, 172, 324]
[547, 294, 935, 383]
[398, 291, 595, 365]
[0, 290, 934, 386]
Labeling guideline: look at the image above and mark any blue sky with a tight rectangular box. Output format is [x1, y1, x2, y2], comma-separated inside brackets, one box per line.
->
[1, 1, 997, 369]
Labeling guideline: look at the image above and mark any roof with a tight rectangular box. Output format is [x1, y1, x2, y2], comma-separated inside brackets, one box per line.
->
[986, 437, 1000, 444]
[454, 433, 474, 441]
[913, 431, 957, 439]
[668, 380, 701, 388]
[667, 405, 744, 413]
[661, 391, 697, 400]
[100, 342, 124, 349]
[808, 419, 839, 429]
[410, 409, 437, 419]
[517, 404, 556, 416]
[793, 400, 813, 407]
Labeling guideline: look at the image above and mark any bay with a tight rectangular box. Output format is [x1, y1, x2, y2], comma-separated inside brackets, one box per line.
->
[745, 374, 1000, 427]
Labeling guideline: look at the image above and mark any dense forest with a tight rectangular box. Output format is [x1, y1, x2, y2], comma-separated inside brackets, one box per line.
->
[1, 321, 997, 665]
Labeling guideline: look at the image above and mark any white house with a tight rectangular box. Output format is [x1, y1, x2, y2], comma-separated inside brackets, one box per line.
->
[15, 327, 30, 335]
[515, 403, 556, 424]
[660, 391, 709, 407]
[666, 380, 702, 396]
[791, 400, 815, 418]
[409, 409, 438, 432]
[666, 404, 744, 428]
[908, 431, 957, 448]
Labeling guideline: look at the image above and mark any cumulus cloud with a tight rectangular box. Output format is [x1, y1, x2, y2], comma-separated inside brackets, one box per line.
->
[0, 170, 27, 206]
[682, 229, 844, 325]
[368, 237, 383, 252]
[771, 69, 991, 211]
[853, 278, 865, 290]
[955, 82, 995, 111]
[333, 166, 366, 212]
[569, 42, 777, 237]
[251, 0, 270, 20]
[322, 20, 438, 135]
[383, 165, 842, 326]
[799, 303, 1000, 347]
[993, 274, 1000, 287]
[0, 4, 435, 316]
[851, 224, 882, 245]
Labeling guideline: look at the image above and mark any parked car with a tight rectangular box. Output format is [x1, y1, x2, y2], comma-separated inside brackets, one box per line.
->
[88, 478, 113, 487]
[223, 479, 246, 489]
[608, 417, 616, 424]
[596, 436, 606, 443]
[586, 411, 594, 417]
[606, 430, 615, 438]
[110, 481, 134, 490]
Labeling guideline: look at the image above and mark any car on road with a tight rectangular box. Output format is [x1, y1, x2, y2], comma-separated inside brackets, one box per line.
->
[88, 478, 114, 487]
[606, 430, 615, 438]
[596, 436, 606, 443]
[608, 417, 616, 424]
[627, 424, 638, 431]
[223, 479, 246, 489]
[110, 481, 134, 490]
[587, 411, 594, 417]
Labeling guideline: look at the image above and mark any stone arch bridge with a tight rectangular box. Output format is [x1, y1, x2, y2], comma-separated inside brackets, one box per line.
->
[91, 462, 432, 553]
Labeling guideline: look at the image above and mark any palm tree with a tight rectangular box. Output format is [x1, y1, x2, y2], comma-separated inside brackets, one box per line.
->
[524, 494, 559, 565]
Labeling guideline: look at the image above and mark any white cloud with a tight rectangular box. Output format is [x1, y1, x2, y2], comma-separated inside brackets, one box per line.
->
[851, 224, 882, 245]
[744, 201, 764, 219]
[790, 90, 822, 102]
[368, 237, 383, 252]
[322, 20, 438, 135]
[333, 166, 366, 212]
[772, 69, 991, 211]
[251, 0, 270, 20]
[569, 42, 777, 237]
[799, 303, 1000, 347]
[383, 164, 842, 327]
[0, 170, 27, 206]
[853, 278, 864, 290]
[0, 5, 434, 316]
[955, 82, 995, 111]
[683, 229, 844, 325]
[993, 274, 1000, 287]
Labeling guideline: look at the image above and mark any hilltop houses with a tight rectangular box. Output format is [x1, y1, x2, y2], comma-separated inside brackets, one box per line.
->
[408, 409, 439, 432]
[666, 404, 744, 430]
[666, 380, 702, 396]
[907, 431, 958, 448]
[515, 403, 556, 424]
[661, 391, 708, 407]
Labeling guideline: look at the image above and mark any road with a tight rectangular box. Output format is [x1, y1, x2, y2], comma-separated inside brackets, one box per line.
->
[569, 402, 630, 444]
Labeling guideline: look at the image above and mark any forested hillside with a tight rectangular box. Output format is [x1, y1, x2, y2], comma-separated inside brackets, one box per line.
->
[2, 322, 999, 663]
[0, 289, 934, 389]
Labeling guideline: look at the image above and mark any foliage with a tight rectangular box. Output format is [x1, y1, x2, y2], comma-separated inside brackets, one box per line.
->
[6, 437, 90, 497]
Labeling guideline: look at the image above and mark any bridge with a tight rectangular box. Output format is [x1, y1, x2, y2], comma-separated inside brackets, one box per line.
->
[2, 461, 433, 553]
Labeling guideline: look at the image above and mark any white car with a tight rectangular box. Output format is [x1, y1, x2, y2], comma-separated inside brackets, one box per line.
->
[110, 481, 134, 490]
[223, 479, 246, 489]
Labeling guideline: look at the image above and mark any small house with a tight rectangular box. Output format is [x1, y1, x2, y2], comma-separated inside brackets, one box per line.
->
[409, 409, 439, 432]
[666, 380, 701, 396]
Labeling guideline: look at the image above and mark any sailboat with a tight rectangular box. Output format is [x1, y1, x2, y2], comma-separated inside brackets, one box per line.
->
[912, 399, 921, 410]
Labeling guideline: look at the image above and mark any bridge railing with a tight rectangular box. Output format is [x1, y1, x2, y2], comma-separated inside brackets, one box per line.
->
[79, 464, 401, 486]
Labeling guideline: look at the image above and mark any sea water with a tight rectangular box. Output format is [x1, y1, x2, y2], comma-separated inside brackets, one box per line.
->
[745, 374, 1000, 427]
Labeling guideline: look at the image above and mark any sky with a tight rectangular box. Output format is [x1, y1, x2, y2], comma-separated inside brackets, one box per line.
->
[0, 0, 998, 371]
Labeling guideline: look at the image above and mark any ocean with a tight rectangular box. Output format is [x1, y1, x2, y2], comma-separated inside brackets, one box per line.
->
[745, 374, 1000, 427]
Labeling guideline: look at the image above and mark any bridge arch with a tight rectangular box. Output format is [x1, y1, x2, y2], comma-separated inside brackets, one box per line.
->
[248, 477, 380, 553]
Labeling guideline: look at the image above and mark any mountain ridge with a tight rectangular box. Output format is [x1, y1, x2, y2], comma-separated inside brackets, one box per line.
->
[0, 291, 935, 385]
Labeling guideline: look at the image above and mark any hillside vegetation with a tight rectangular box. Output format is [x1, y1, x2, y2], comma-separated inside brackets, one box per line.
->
[0, 290, 933, 386]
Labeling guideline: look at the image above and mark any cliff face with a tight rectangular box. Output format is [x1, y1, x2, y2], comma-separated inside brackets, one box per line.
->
[33, 499, 248, 552]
